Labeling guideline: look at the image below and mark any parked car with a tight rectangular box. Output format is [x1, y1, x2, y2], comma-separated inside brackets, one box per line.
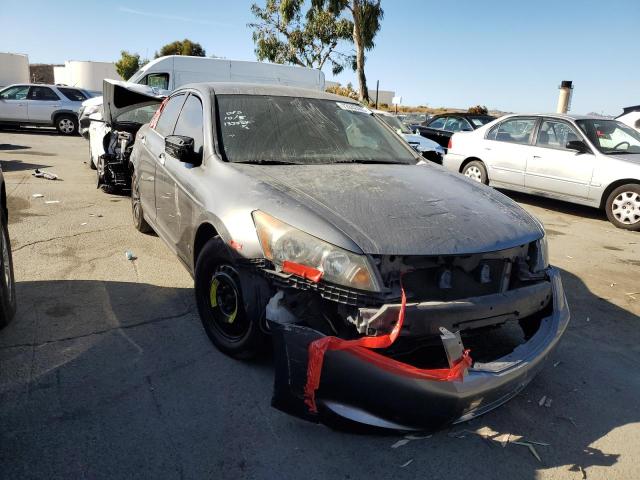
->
[444, 114, 640, 231]
[401, 112, 429, 128]
[87, 80, 166, 190]
[373, 110, 444, 163]
[0, 83, 91, 135]
[413, 113, 495, 151]
[129, 82, 569, 430]
[0, 166, 16, 329]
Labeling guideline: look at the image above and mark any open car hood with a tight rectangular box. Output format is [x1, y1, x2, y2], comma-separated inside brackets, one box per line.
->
[102, 79, 168, 124]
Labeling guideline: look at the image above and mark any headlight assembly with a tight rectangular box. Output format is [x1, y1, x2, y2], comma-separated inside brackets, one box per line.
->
[252, 211, 381, 291]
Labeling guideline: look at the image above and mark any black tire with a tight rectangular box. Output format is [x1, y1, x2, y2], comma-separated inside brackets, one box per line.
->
[462, 160, 488, 185]
[605, 183, 640, 231]
[131, 170, 152, 233]
[195, 237, 265, 359]
[0, 210, 17, 329]
[88, 140, 97, 170]
[55, 114, 78, 136]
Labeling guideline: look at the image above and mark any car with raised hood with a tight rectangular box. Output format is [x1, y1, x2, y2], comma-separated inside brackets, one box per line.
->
[87, 80, 167, 190]
[129, 83, 569, 430]
[373, 110, 444, 163]
[444, 114, 640, 231]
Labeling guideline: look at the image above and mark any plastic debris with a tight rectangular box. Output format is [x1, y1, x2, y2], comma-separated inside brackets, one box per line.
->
[544, 397, 552, 408]
[391, 439, 410, 449]
[80, 222, 88, 226]
[32, 169, 58, 180]
[32, 193, 44, 198]
[404, 433, 432, 440]
[125, 251, 137, 261]
[553, 361, 562, 367]
[538, 395, 547, 407]
[44, 200, 60, 204]
[511, 441, 542, 462]
[399, 459, 413, 468]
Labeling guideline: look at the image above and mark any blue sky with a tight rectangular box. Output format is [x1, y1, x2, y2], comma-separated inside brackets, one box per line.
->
[2, 0, 638, 114]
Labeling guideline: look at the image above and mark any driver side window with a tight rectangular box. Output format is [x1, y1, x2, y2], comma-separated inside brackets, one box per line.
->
[0, 86, 29, 100]
[154, 94, 186, 137]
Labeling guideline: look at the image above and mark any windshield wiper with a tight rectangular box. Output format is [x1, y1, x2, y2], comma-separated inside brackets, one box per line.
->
[234, 160, 300, 165]
[333, 159, 406, 165]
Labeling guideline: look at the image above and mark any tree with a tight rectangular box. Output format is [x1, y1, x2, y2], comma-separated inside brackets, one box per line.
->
[115, 51, 145, 80]
[468, 105, 489, 115]
[325, 82, 358, 99]
[155, 39, 206, 58]
[313, 0, 384, 102]
[249, 0, 354, 75]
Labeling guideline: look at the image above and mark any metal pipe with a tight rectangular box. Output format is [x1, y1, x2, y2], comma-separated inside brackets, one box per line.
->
[557, 80, 573, 114]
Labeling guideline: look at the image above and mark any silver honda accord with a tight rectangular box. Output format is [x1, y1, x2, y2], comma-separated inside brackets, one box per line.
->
[129, 83, 570, 430]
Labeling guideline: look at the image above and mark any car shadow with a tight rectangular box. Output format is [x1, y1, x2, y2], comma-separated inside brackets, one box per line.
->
[498, 189, 606, 222]
[0, 274, 637, 478]
[0, 159, 52, 172]
[0, 126, 65, 136]
[0, 144, 31, 151]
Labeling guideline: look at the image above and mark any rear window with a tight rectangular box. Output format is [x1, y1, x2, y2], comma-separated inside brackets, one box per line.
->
[58, 88, 87, 101]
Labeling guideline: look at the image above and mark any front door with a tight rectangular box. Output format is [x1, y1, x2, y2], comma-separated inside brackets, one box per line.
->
[0, 85, 30, 122]
[27, 86, 62, 123]
[525, 118, 595, 199]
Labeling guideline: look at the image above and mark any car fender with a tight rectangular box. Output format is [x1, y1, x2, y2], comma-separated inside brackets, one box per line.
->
[50, 109, 78, 123]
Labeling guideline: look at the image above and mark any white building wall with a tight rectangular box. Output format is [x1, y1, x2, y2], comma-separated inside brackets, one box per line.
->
[0, 53, 29, 87]
[54, 61, 122, 90]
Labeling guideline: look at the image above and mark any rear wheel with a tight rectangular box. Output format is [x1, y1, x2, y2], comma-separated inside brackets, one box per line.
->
[195, 237, 265, 358]
[55, 114, 78, 135]
[462, 160, 488, 184]
[0, 210, 16, 329]
[131, 170, 152, 233]
[605, 184, 640, 231]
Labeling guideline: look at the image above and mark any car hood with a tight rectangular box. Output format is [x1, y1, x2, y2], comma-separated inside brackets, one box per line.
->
[602, 153, 640, 165]
[402, 133, 442, 152]
[234, 163, 544, 256]
[102, 79, 167, 124]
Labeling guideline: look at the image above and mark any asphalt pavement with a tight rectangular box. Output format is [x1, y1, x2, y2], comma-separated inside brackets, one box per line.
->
[0, 129, 638, 479]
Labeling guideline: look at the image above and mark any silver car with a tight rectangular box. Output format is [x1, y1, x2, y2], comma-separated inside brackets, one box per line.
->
[129, 83, 569, 430]
[444, 114, 640, 230]
[0, 83, 91, 135]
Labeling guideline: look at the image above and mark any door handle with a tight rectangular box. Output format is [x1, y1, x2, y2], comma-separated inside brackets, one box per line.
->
[532, 155, 541, 159]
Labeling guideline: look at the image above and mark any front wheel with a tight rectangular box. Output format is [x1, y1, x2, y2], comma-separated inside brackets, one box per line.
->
[56, 114, 78, 135]
[0, 210, 16, 329]
[462, 160, 488, 184]
[605, 184, 640, 231]
[195, 237, 266, 359]
[131, 170, 152, 233]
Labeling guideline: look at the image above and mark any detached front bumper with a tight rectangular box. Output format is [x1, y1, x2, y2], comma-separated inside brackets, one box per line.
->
[271, 268, 569, 430]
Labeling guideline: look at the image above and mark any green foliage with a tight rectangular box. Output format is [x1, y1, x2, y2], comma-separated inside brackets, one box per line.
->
[115, 51, 146, 80]
[467, 105, 489, 115]
[249, 0, 354, 75]
[155, 39, 206, 58]
[325, 82, 358, 99]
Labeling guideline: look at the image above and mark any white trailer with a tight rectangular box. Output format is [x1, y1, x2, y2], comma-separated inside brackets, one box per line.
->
[0, 53, 29, 88]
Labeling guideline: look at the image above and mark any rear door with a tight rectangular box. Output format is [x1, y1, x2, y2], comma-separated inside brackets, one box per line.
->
[525, 118, 595, 198]
[27, 86, 62, 123]
[418, 116, 448, 147]
[0, 85, 30, 121]
[483, 117, 539, 187]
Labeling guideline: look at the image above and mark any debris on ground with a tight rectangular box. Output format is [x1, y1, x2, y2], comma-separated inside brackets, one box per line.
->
[32, 169, 58, 180]
[579, 465, 587, 479]
[125, 250, 137, 261]
[31, 193, 44, 198]
[553, 361, 562, 367]
[399, 459, 413, 468]
[404, 433, 432, 440]
[44, 200, 60, 204]
[80, 222, 88, 226]
[448, 427, 549, 461]
[391, 439, 410, 449]
[512, 441, 542, 462]
[538, 395, 547, 406]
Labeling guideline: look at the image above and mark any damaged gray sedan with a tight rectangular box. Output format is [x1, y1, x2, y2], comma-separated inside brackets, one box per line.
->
[130, 83, 570, 430]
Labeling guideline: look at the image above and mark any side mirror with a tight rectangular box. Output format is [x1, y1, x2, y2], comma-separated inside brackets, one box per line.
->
[566, 140, 590, 154]
[165, 135, 198, 164]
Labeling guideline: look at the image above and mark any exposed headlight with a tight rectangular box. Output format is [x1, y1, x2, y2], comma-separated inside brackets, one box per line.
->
[532, 235, 549, 272]
[252, 211, 381, 291]
[82, 105, 100, 117]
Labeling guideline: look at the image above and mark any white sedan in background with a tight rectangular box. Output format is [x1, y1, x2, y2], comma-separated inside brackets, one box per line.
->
[444, 114, 640, 230]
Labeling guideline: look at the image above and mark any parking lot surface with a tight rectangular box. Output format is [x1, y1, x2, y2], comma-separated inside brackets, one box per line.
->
[1, 130, 638, 480]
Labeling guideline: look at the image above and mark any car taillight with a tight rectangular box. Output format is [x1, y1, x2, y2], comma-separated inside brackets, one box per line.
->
[447, 137, 453, 150]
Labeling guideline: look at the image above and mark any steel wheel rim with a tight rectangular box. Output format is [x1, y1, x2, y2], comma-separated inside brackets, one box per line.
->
[1, 226, 12, 303]
[206, 268, 248, 340]
[612, 191, 640, 225]
[464, 165, 482, 182]
[59, 119, 74, 133]
[132, 176, 142, 222]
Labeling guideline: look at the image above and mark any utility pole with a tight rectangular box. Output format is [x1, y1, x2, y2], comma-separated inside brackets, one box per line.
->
[375, 80, 379, 109]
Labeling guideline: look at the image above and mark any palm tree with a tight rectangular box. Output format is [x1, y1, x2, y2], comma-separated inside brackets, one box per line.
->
[314, 0, 384, 102]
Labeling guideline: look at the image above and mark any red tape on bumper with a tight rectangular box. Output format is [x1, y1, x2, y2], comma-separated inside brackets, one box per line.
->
[303, 285, 472, 413]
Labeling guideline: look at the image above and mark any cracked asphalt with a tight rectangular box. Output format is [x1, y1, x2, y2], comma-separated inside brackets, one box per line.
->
[0, 129, 639, 480]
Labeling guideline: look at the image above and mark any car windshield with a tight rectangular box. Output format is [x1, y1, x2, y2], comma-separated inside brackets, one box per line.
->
[115, 104, 160, 124]
[378, 113, 412, 134]
[217, 95, 417, 165]
[576, 119, 640, 154]
[468, 116, 495, 127]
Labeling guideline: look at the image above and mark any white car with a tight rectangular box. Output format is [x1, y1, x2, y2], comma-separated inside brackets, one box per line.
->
[374, 110, 444, 163]
[443, 113, 640, 230]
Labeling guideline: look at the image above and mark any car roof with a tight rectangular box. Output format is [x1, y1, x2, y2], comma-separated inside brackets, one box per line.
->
[178, 82, 356, 103]
[504, 113, 611, 121]
[432, 113, 494, 119]
[2, 83, 81, 89]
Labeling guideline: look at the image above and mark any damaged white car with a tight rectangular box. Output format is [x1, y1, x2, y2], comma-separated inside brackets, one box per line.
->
[87, 80, 167, 190]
